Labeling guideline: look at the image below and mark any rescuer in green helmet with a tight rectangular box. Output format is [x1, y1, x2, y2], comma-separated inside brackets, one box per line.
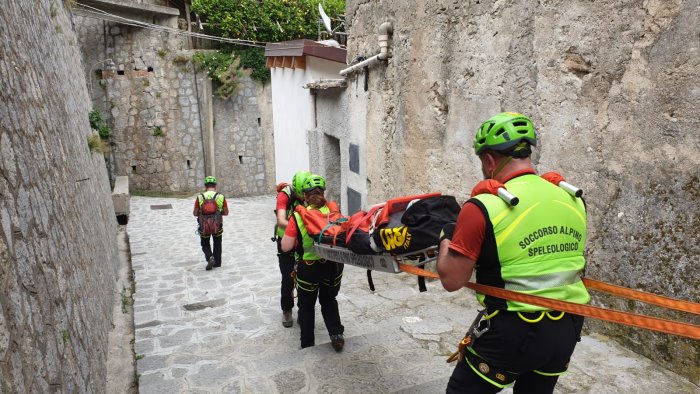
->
[280, 174, 345, 352]
[193, 176, 229, 271]
[274, 170, 310, 328]
[437, 112, 589, 393]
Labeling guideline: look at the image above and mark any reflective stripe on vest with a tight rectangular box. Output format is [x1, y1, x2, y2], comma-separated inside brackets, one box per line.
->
[294, 205, 331, 261]
[276, 185, 293, 238]
[472, 174, 590, 312]
[197, 191, 224, 211]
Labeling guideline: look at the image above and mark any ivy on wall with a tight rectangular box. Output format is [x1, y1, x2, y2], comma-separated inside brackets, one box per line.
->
[88, 109, 110, 139]
[193, 49, 245, 98]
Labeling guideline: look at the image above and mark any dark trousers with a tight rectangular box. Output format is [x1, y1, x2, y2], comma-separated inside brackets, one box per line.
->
[446, 311, 584, 394]
[277, 238, 296, 311]
[200, 234, 222, 266]
[296, 260, 344, 348]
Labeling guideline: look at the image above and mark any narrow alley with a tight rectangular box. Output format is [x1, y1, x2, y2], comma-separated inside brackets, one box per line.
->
[128, 195, 699, 393]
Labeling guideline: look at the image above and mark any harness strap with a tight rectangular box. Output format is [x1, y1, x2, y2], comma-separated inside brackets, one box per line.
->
[317, 217, 349, 244]
[463, 347, 517, 388]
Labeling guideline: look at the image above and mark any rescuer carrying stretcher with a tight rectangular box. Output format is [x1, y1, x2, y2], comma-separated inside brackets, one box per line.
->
[436, 112, 589, 393]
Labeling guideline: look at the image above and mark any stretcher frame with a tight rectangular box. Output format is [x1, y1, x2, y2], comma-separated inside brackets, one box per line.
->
[313, 243, 438, 273]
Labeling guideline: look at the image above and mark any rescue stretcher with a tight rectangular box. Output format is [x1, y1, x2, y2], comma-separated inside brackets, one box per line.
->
[314, 179, 700, 342]
[312, 177, 585, 291]
[314, 243, 438, 274]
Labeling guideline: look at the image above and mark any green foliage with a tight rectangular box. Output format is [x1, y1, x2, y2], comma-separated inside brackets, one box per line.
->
[237, 48, 268, 83]
[61, 329, 69, 344]
[191, 0, 345, 43]
[193, 47, 269, 90]
[193, 50, 244, 98]
[157, 48, 168, 58]
[152, 126, 164, 137]
[87, 134, 109, 154]
[121, 286, 130, 313]
[191, 0, 345, 86]
[172, 55, 191, 66]
[88, 109, 110, 139]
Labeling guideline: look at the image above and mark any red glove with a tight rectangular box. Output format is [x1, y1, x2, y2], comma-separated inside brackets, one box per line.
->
[470, 179, 505, 197]
[541, 171, 565, 186]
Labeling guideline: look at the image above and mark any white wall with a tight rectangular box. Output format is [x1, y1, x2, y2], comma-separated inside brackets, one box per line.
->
[271, 66, 312, 183]
[270, 55, 346, 184]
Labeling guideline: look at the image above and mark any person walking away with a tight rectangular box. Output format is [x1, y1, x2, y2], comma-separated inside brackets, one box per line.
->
[275, 170, 310, 327]
[280, 174, 345, 351]
[436, 112, 589, 393]
[193, 176, 229, 271]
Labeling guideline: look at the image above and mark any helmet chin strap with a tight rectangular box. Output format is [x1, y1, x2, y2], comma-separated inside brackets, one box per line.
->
[489, 155, 512, 180]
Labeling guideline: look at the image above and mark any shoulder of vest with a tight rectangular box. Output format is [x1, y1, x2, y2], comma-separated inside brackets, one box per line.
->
[278, 185, 292, 197]
[466, 197, 488, 214]
[327, 201, 339, 211]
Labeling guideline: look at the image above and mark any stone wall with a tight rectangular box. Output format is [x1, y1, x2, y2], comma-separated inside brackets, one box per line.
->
[213, 77, 273, 196]
[0, 2, 120, 392]
[325, 0, 700, 383]
[75, 14, 202, 192]
[75, 12, 274, 197]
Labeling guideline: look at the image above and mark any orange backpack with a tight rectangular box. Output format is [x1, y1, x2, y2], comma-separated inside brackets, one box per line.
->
[294, 201, 347, 244]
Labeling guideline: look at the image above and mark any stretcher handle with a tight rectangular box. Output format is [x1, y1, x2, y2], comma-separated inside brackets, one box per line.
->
[559, 181, 583, 198]
[497, 188, 519, 206]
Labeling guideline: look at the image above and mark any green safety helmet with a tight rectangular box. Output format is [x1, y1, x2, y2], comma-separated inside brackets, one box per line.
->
[204, 176, 217, 185]
[302, 174, 326, 192]
[292, 170, 311, 196]
[473, 112, 537, 156]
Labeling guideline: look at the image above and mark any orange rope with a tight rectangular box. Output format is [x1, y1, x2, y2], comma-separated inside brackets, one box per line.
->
[397, 264, 700, 340]
[582, 278, 700, 315]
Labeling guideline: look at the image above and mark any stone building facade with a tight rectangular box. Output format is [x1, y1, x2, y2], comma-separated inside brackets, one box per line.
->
[0, 2, 120, 391]
[310, 0, 700, 384]
[74, 1, 275, 197]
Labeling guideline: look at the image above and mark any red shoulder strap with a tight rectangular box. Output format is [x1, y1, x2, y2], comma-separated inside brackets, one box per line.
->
[346, 203, 384, 242]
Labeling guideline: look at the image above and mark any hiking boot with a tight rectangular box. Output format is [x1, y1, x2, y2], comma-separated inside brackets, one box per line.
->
[330, 334, 344, 352]
[282, 310, 293, 328]
[206, 256, 214, 271]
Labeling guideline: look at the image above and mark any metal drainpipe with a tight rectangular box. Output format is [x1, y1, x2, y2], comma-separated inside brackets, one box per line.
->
[194, 67, 207, 177]
[377, 22, 393, 60]
[339, 22, 393, 76]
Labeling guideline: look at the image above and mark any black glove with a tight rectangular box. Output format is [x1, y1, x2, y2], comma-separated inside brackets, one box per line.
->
[440, 222, 456, 242]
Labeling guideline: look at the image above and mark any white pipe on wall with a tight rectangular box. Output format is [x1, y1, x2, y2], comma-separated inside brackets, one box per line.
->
[339, 22, 393, 76]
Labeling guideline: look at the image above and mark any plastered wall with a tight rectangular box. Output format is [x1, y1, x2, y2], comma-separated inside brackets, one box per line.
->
[314, 0, 700, 383]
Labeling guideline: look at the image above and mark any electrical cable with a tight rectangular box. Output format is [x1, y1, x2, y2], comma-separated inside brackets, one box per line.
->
[74, 3, 264, 47]
[74, 3, 346, 50]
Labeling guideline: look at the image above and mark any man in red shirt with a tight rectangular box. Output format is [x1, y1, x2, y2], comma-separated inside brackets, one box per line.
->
[193, 176, 229, 270]
[437, 112, 588, 393]
[274, 170, 309, 327]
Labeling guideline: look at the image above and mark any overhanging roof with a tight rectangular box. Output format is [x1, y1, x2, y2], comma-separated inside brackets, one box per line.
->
[265, 39, 346, 64]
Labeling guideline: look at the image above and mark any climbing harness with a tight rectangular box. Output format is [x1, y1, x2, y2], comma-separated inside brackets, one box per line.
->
[446, 309, 489, 363]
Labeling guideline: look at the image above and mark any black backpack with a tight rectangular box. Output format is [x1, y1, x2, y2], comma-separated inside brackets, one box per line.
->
[371, 195, 460, 254]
